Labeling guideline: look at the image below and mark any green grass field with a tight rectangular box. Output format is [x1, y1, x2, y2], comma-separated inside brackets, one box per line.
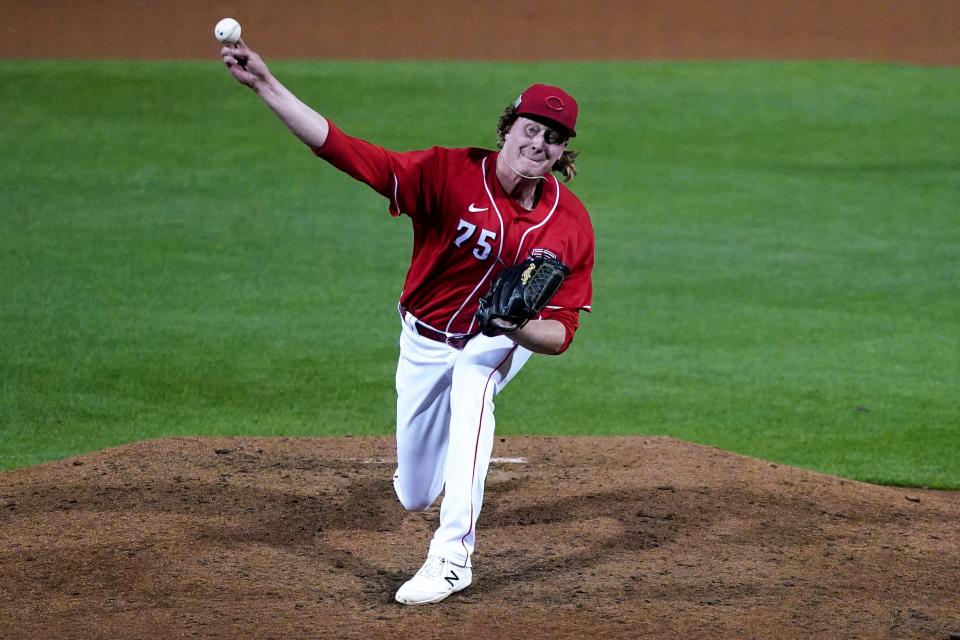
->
[1, 59, 957, 487]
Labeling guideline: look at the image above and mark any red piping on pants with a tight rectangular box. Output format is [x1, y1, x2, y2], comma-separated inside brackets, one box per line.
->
[460, 346, 518, 559]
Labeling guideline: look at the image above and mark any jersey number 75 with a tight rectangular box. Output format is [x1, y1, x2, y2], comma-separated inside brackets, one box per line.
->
[454, 219, 497, 260]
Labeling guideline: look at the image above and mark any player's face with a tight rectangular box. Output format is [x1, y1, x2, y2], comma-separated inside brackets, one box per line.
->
[502, 117, 568, 177]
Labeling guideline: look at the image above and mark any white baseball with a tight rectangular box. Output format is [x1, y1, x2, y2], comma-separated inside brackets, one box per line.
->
[214, 18, 242, 44]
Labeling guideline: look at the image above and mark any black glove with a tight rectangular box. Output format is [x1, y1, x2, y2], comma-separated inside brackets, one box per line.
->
[476, 257, 569, 337]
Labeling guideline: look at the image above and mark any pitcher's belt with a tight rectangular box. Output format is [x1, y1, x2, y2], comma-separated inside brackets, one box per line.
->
[399, 305, 477, 350]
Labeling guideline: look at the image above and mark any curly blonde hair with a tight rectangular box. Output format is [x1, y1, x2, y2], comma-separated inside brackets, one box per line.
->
[496, 105, 579, 182]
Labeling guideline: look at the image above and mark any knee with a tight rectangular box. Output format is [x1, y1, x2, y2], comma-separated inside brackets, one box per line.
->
[393, 475, 437, 512]
[397, 493, 435, 512]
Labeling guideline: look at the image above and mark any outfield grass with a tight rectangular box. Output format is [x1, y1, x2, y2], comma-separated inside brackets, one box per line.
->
[1, 59, 957, 487]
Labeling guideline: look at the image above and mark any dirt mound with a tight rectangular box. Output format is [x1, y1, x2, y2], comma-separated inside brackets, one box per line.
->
[1, 436, 958, 639]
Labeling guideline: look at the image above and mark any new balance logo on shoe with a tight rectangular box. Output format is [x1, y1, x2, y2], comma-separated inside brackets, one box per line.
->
[444, 570, 459, 588]
[395, 556, 473, 605]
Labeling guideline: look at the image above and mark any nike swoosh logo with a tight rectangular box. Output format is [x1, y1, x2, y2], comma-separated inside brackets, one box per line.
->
[468, 203, 488, 213]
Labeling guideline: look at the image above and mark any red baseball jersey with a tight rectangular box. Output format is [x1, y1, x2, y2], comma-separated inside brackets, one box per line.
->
[314, 123, 594, 347]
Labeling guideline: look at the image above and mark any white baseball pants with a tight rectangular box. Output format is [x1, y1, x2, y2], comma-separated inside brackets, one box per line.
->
[393, 311, 532, 567]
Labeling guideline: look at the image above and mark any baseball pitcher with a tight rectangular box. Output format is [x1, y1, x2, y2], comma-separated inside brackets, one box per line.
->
[221, 40, 594, 605]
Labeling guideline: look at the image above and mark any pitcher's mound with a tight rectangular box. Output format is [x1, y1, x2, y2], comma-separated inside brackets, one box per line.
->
[1, 436, 958, 639]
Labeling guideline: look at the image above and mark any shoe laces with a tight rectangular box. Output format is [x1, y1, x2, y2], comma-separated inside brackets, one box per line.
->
[418, 556, 446, 578]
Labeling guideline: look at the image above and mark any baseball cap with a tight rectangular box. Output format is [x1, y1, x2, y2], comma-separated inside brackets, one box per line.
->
[513, 83, 579, 138]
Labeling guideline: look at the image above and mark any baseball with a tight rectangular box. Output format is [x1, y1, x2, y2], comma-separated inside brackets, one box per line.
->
[214, 18, 242, 44]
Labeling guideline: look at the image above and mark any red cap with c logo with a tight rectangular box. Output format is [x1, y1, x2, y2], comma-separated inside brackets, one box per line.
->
[513, 83, 579, 138]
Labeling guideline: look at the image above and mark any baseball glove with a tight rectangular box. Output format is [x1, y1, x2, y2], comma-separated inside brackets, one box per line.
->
[476, 256, 569, 336]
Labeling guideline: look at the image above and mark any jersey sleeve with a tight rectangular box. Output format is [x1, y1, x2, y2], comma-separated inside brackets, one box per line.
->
[312, 121, 445, 218]
[545, 226, 594, 314]
[537, 307, 580, 354]
[538, 211, 594, 353]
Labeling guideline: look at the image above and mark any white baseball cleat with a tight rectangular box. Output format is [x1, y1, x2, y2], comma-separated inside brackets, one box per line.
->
[394, 556, 472, 605]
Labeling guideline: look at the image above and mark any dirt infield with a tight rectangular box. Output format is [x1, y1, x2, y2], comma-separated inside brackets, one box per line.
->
[1, 436, 958, 639]
[2, 0, 959, 65]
